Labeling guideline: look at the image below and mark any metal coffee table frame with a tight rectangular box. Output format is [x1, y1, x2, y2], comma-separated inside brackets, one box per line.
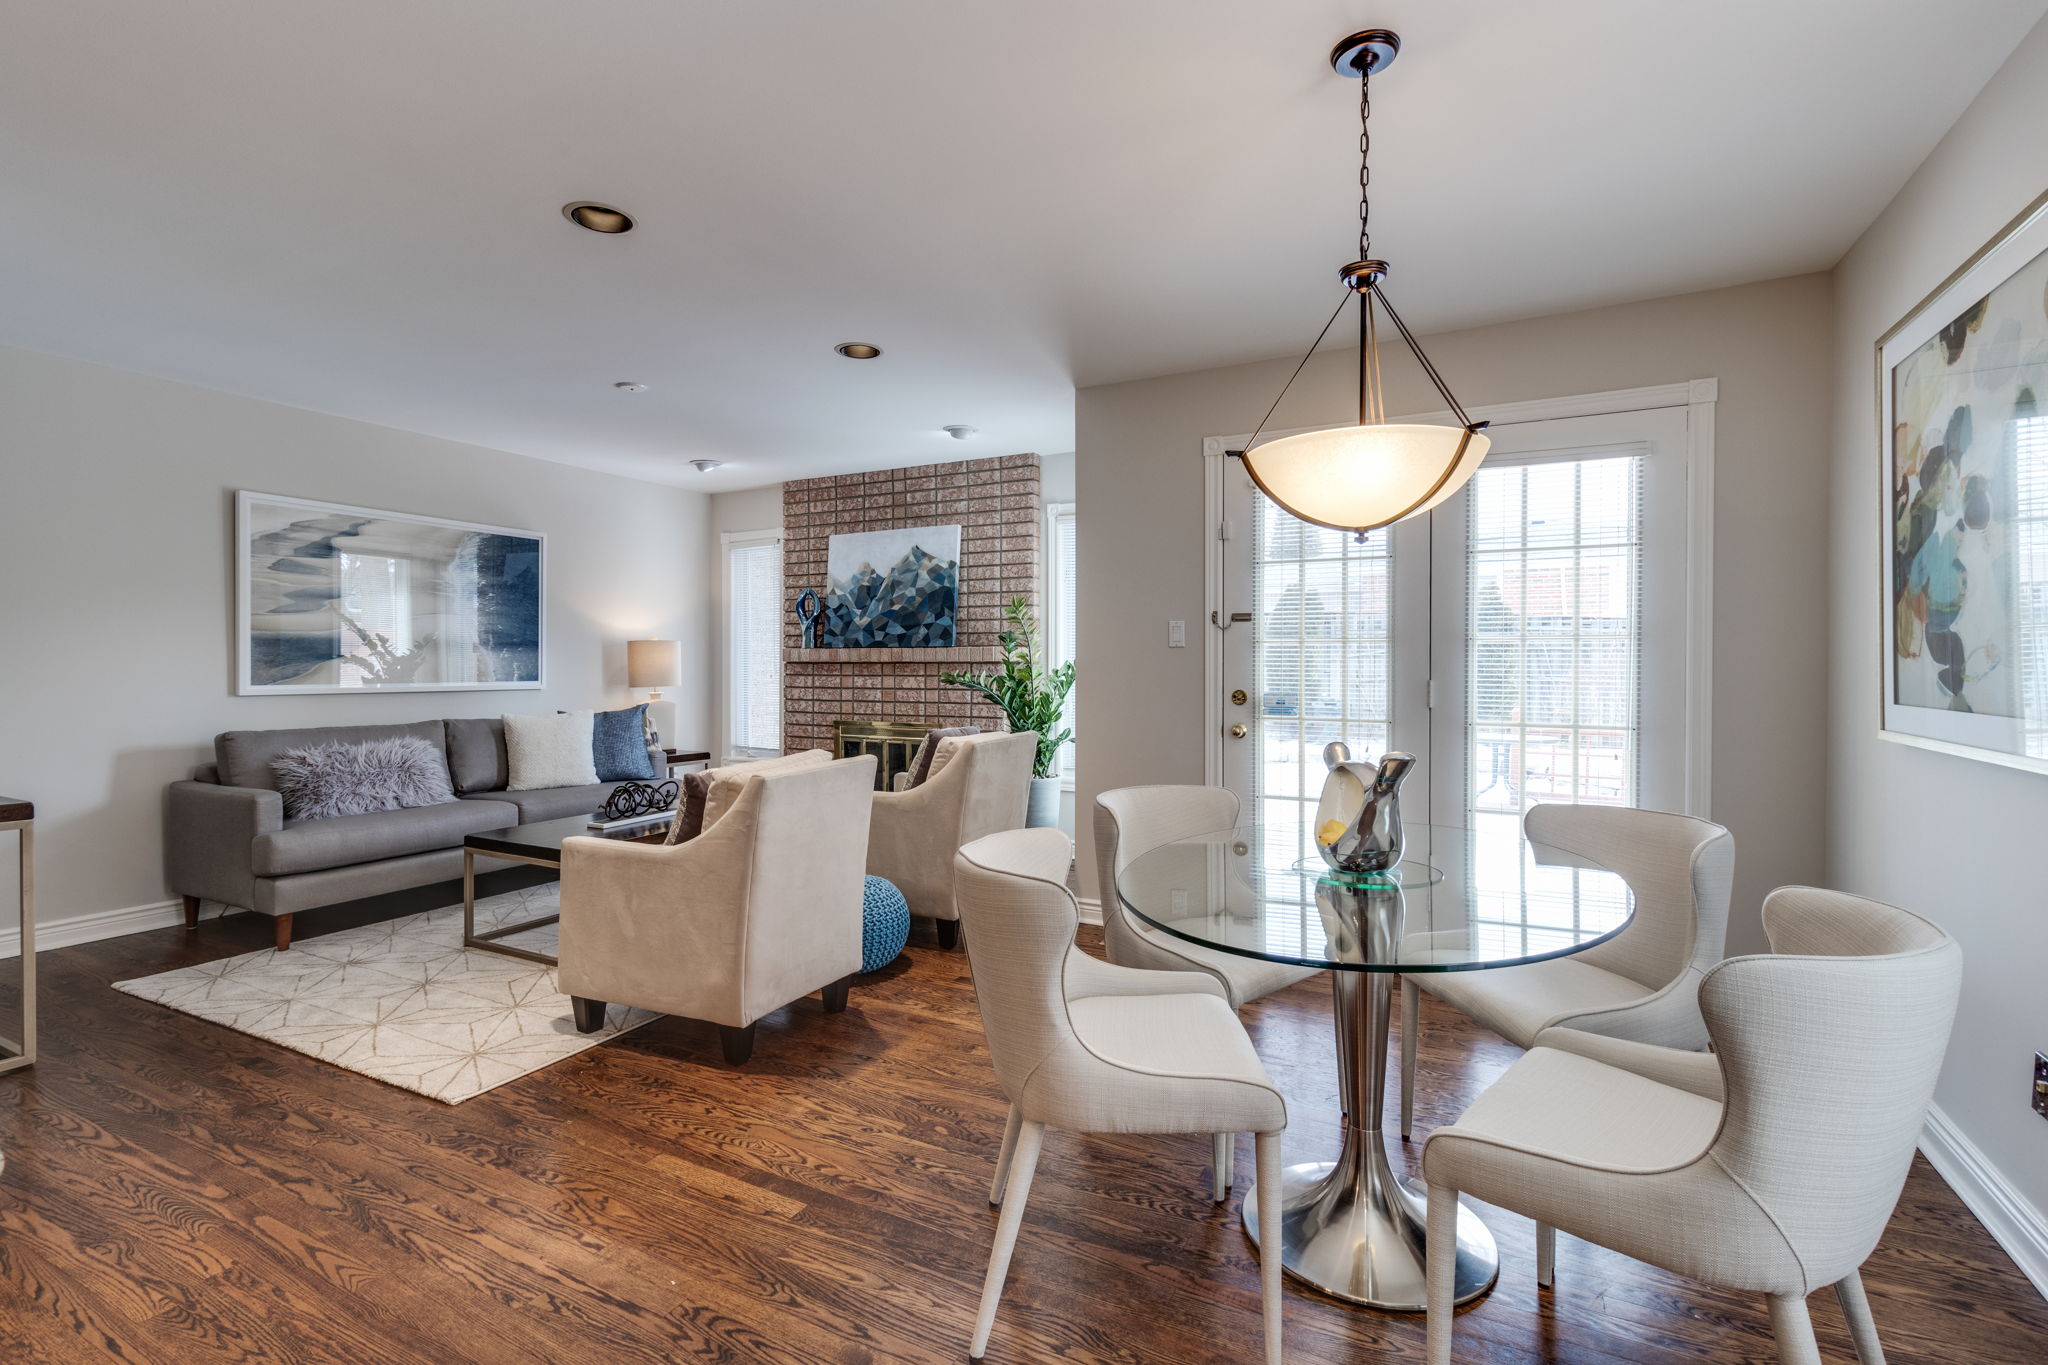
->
[462, 815, 671, 967]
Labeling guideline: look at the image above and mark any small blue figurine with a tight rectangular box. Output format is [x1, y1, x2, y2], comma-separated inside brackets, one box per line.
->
[794, 589, 821, 648]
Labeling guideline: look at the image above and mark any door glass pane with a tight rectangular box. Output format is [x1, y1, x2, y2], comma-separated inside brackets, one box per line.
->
[1252, 493, 1392, 866]
[1465, 457, 1643, 821]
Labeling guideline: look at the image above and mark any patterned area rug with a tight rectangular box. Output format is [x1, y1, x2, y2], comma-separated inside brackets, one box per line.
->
[114, 883, 657, 1104]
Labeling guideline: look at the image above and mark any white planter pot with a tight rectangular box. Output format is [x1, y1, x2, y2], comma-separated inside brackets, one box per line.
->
[1026, 775, 1061, 829]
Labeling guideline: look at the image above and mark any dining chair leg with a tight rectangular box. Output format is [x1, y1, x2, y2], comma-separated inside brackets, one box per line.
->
[989, 1103, 1023, 1206]
[1254, 1130, 1284, 1365]
[1400, 977, 1418, 1141]
[1535, 1222, 1556, 1287]
[1833, 1270, 1886, 1365]
[1425, 1182, 1459, 1365]
[1212, 1133, 1233, 1203]
[970, 1120, 1045, 1361]
[1766, 1292, 1823, 1365]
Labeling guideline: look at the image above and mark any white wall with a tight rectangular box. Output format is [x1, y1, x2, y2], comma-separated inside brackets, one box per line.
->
[0, 344, 711, 937]
[1828, 18, 2048, 1230]
[1076, 276, 1836, 956]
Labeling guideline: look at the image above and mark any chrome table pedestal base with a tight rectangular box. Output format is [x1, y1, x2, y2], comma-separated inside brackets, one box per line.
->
[1243, 886, 1498, 1310]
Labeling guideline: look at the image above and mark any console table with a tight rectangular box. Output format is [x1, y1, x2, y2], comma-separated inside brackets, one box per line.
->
[0, 797, 34, 1076]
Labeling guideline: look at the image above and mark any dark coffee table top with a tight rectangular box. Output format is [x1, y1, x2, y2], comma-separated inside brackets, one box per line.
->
[465, 813, 672, 861]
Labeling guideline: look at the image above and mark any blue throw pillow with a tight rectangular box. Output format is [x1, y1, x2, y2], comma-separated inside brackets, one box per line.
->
[593, 704, 656, 781]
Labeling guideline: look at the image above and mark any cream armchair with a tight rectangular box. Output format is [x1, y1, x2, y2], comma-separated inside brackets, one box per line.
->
[867, 729, 1036, 948]
[1421, 887, 1963, 1365]
[558, 754, 877, 1065]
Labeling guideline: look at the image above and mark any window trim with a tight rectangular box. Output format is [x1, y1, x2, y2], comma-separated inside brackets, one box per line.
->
[720, 527, 784, 764]
[1044, 501, 1077, 789]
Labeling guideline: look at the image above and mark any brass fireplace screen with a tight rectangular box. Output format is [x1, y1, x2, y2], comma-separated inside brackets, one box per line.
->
[834, 719, 933, 792]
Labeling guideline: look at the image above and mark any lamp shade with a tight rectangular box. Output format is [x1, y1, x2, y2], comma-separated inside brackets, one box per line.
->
[626, 639, 682, 689]
[1239, 423, 1491, 534]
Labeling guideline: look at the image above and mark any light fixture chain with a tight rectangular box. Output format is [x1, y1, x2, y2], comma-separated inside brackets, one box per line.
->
[1357, 59, 1371, 259]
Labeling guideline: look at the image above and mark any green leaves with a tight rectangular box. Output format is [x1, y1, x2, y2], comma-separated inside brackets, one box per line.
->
[940, 597, 1075, 779]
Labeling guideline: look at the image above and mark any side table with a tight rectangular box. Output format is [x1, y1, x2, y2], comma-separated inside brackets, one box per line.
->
[663, 749, 712, 775]
[0, 796, 34, 1076]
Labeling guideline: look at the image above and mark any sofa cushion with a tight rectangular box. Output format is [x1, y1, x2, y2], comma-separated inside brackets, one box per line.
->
[252, 799, 518, 877]
[460, 783, 628, 823]
[593, 704, 656, 781]
[218, 721, 447, 792]
[444, 717, 510, 794]
[506, 712, 599, 790]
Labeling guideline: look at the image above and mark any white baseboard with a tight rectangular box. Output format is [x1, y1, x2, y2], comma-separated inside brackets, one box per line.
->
[0, 898, 185, 959]
[1920, 1103, 2048, 1300]
[1076, 896, 1102, 926]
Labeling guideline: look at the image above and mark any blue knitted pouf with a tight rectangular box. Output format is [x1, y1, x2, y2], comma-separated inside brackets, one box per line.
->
[861, 875, 911, 973]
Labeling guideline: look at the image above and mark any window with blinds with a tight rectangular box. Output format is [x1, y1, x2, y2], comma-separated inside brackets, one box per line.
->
[1465, 454, 1643, 814]
[2017, 417, 2048, 758]
[1046, 504, 1078, 780]
[727, 536, 783, 757]
[1251, 496, 1392, 872]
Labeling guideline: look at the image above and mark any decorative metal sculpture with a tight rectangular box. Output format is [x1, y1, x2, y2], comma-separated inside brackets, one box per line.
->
[1314, 744, 1415, 874]
[598, 780, 679, 822]
[794, 589, 822, 649]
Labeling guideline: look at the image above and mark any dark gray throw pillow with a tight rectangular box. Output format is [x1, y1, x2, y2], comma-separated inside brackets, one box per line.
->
[273, 737, 456, 821]
[664, 770, 714, 844]
[593, 704, 656, 781]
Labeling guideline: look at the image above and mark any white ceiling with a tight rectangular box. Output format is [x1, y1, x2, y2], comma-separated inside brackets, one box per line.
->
[2, 1, 2041, 489]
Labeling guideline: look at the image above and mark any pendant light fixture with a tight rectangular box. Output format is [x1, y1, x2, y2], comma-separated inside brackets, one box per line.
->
[1233, 29, 1489, 539]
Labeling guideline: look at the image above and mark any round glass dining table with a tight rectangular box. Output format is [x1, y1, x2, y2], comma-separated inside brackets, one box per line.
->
[1115, 820, 1633, 1312]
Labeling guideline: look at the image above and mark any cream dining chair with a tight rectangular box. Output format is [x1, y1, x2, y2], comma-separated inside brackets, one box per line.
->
[868, 729, 1037, 949]
[1401, 803, 1734, 1139]
[1095, 785, 1319, 1008]
[1421, 887, 1963, 1365]
[955, 827, 1287, 1364]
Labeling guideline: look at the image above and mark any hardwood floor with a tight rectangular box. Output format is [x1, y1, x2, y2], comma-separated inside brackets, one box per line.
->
[1, 888, 2042, 1363]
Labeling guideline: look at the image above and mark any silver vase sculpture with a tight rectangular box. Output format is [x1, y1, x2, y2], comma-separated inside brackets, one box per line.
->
[1313, 744, 1416, 875]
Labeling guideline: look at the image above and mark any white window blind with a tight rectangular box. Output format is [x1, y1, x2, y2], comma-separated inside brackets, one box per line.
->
[2016, 416, 2048, 757]
[727, 536, 783, 757]
[1466, 453, 1643, 813]
[1047, 504, 1077, 780]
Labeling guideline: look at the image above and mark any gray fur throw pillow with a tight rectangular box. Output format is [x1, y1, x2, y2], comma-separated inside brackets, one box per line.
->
[274, 736, 456, 821]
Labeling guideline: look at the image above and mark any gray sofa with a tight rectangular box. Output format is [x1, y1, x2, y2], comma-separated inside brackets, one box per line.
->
[167, 718, 661, 950]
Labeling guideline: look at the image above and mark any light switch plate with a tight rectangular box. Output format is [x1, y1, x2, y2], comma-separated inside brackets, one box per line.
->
[1168, 619, 1186, 648]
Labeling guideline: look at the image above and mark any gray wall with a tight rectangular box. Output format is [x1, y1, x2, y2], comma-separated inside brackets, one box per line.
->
[1828, 19, 2048, 1218]
[0, 344, 711, 934]
[1075, 274, 1836, 958]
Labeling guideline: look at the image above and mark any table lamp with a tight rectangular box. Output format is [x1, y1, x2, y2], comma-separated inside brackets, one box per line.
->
[626, 639, 681, 747]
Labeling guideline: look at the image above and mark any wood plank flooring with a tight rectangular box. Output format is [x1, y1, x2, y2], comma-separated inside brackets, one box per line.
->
[1, 884, 2043, 1363]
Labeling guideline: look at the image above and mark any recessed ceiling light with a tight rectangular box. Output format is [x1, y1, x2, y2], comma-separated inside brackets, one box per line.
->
[943, 425, 978, 440]
[690, 459, 725, 473]
[613, 381, 645, 392]
[563, 202, 634, 234]
[834, 342, 882, 359]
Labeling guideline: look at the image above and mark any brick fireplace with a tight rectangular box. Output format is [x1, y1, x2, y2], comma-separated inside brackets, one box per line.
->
[781, 453, 1042, 755]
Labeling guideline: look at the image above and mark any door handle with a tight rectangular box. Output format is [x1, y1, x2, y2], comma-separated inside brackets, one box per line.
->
[1229, 723, 1249, 739]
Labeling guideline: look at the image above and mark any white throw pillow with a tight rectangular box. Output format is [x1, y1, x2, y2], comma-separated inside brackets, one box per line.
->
[504, 712, 599, 790]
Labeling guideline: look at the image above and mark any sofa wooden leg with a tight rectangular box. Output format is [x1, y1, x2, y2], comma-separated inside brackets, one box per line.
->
[936, 918, 961, 950]
[273, 914, 294, 952]
[570, 997, 608, 1034]
[822, 975, 852, 1014]
[719, 1023, 757, 1066]
[182, 895, 201, 931]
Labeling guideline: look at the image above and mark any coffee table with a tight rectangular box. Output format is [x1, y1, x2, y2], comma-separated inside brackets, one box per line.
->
[462, 813, 672, 966]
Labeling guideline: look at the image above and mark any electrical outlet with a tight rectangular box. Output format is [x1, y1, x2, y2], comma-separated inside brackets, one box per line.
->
[2034, 1053, 2048, 1121]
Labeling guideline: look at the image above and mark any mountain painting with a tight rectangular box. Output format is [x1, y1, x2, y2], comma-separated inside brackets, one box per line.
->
[821, 524, 960, 647]
[237, 492, 544, 693]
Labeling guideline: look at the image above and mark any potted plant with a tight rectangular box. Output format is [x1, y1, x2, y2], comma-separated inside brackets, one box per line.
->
[941, 597, 1075, 828]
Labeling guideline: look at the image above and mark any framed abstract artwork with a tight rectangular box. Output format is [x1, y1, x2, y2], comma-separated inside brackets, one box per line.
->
[1881, 190, 2048, 769]
[820, 523, 959, 647]
[236, 491, 544, 694]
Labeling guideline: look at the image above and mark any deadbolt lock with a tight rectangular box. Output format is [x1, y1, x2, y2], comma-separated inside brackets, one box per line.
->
[1230, 688, 1249, 706]
[1229, 722, 1249, 739]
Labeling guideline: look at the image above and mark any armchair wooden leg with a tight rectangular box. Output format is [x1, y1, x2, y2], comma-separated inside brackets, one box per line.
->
[1400, 976, 1419, 1140]
[1425, 1183, 1459, 1365]
[935, 918, 961, 950]
[1833, 1270, 1886, 1365]
[822, 975, 852, 1014]
[719, 1023, 757, 1066]
[970, 1119, 1045, 1361]
[1535, 1222, 1556, 1287]
[181, 895, 200, 931]
[273, 914, 294, 952]
[1254, 1131, 1284, 1365]
[1212, 1133, 1233, 1203]
[990, 1103, 1023, 1206]
[1767, 1293, 1823, 1365]
[570, 998, 608, 1034]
